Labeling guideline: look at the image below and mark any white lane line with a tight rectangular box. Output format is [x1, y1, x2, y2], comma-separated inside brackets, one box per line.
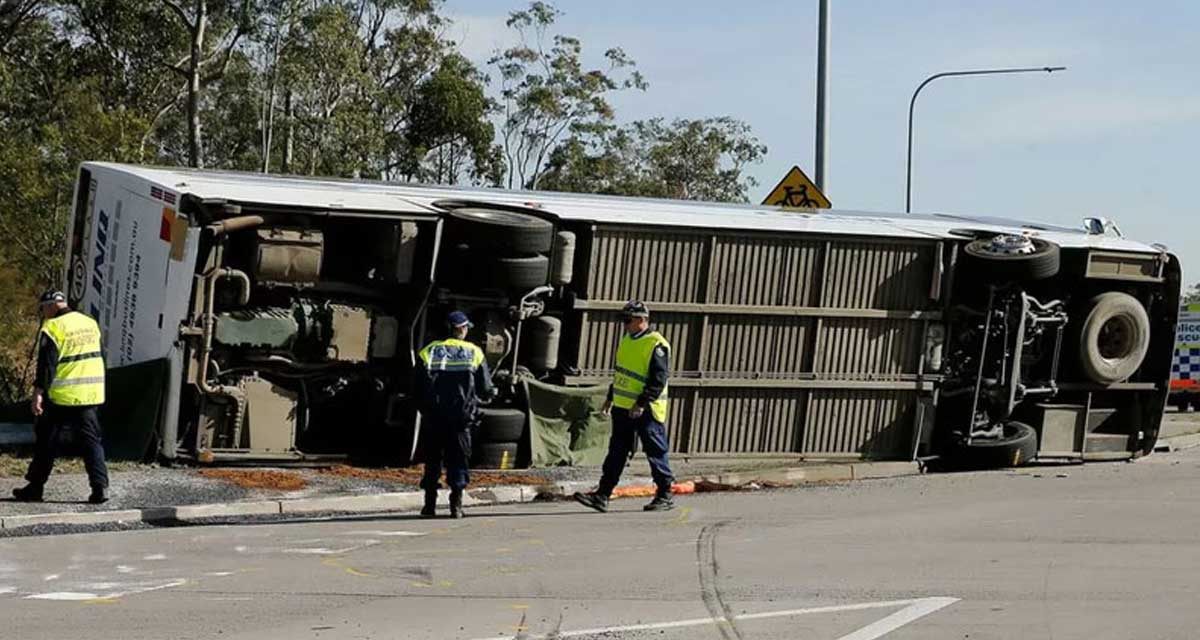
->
[343, 530, 429, 537]
[833, 597, 960, 640]
[25, 592, 98, 601]
[0, 586, 16, 595]
[467, 597, 959, 640]
[143, 554, 167, 561]
[281, 541, 379, 555]
[25, 579, 189, 602]
[43, 574, 60, 581]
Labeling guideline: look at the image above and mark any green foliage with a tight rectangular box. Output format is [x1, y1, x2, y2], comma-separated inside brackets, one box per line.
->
[489, 1, 646, 189]
[540, 117, 767, 202]
[1184, 283, 1200, 305]
[0, 0, 766, 402]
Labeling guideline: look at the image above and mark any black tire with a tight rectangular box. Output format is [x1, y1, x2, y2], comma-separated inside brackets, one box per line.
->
[1192, 399, 1200, 412]
[479, 408, 525, 442]
[474, 442, 519, 469]
[944, 421, 1038, 469]
[491, 255, 550, 291]
[446, 208, 554, 255]
[961, 236, 1060, 282]
[1078, 292, 1150, 384]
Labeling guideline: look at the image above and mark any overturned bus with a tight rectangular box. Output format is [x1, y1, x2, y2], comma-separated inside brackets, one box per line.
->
[63, 162, 1180, 468]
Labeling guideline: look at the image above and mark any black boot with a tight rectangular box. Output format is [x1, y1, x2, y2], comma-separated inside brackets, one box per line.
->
[643, 492, 675, 512]
[88, 486, 109, 505]
[420, 490, 437, 518]
[449, 489, 464, 519]
[573, 491, 609, 513]
[12, 484, 43, 502]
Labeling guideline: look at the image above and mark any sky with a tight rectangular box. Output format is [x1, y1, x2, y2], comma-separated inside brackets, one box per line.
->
[443, 0, 1199, 283]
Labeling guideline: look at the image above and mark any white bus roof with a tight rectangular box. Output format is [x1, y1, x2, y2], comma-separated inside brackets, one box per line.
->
[85, 162, 1161, 253]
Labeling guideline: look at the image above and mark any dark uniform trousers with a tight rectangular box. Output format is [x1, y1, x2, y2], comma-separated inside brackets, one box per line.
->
[598, 408, 674, 496]
[420, 418, 473, 491]
[26, 403, 109, 490]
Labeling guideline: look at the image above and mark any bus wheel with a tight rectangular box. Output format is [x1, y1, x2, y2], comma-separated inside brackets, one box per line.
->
[491, 254, 551, 291]
[961, 235, 1060, 282]
[1078, 292, 1150, 384]
[446, 208, 554, 255]
[479, 408, 526, 442]
[945, 421, 1038, 470]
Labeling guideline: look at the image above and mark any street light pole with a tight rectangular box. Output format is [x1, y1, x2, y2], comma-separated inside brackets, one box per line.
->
[814, 0, 830, 191]
[905, 66, 1065, 213]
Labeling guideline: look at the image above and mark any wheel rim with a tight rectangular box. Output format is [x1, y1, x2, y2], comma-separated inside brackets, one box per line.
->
[1098, 315, 1136, 361]
[977, 234, 1037, 256]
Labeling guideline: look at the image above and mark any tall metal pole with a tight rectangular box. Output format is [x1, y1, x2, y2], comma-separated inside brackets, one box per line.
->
[905, 66, 1065, 213]
[814, 0, 830, 191]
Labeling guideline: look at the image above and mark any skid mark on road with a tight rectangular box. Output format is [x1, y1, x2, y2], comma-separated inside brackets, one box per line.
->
[697, 521, 743, 640]
[467, 597, 960, 640]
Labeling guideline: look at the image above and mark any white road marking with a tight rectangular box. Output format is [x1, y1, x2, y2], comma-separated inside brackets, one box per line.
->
[282, 541, 379, 555]
[467, 597, 959, 640]
[833, 597, 961, 640]
[143, 554, 167, 561]
[26, 592, 98, 601]
[116, 566, 136, 574]
[282, 546, 360, 555]
[204, 571, 236, 577]
[0, 586, 16, 595]
[25, 579, 188, 602]
[43, 574, 60, 581]
[344, 530, 429, 537]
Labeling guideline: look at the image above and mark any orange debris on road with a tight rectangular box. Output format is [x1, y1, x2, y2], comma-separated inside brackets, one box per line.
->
[198, 469, 308, 491]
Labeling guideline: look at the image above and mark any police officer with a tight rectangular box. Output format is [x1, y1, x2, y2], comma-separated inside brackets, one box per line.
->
[12, 291, 109, 504]
[574, 300, 675, 513]
[415, 310, 494, 518]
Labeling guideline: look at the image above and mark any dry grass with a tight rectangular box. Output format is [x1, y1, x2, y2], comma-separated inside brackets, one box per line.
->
[0, 453, 144, 477]
[320, 464, 549, 487]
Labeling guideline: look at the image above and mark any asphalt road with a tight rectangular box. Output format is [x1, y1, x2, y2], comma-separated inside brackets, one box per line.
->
[2, 448, 1199, 640]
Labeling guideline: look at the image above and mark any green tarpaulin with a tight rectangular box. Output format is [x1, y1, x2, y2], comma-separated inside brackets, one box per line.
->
[101, 358, 167, 460]
[523, 378, 612, 467]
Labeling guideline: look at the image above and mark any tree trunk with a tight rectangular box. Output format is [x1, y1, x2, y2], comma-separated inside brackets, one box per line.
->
[186, 0, 208, 168]
[282, 89, 294, 173]
[261, 25, 282, 174]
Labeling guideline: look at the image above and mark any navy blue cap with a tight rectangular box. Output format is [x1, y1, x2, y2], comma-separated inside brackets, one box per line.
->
[447, 310, 473, 328]
[621, 300, 649, 318]
[39, 290, 66, 304]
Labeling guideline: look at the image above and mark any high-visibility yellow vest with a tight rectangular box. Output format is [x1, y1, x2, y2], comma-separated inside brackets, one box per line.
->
[612, 330, 670, 422]
[419, 338, 485, 372]
[41, 311, 106, 406]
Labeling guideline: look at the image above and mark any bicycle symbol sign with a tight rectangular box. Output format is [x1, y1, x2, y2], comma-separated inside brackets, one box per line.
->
[761, 166, 831, 209]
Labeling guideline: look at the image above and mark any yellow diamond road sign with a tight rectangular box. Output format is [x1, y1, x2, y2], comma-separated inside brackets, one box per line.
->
[762, 166, 831, 209]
